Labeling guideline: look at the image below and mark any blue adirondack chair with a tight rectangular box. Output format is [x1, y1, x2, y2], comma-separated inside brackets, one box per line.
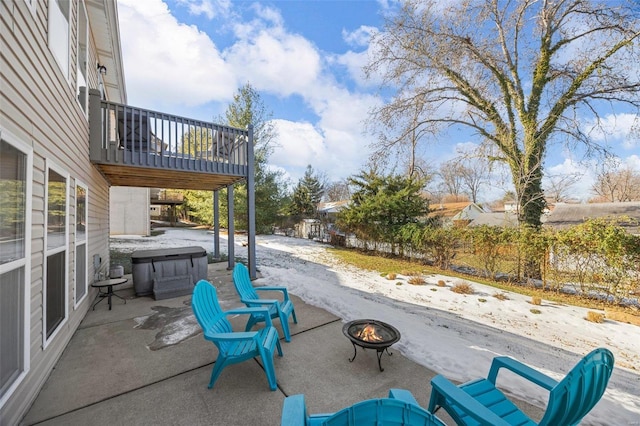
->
[427, 347, 615, 426]
[232, 263, 298, 342]
[191, 280, 283, 391]
[282, 389, 446, 426]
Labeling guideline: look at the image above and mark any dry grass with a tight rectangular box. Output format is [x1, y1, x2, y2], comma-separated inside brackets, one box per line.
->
[586, 311, 605, 323]
[605, 309, 640, 326]
[493, 292, 510, 301]
[530, 308, 542, 315]
[451, 281, 474, 294]
[386, 273, 397, 280]
[437, 280, 447, 287]
[407, 276, 426, 285]
[531, 296, 542, 305]
[401, 270, 422, 276]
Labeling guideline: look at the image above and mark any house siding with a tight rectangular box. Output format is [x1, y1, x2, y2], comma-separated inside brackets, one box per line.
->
[1, 0, 111, 423]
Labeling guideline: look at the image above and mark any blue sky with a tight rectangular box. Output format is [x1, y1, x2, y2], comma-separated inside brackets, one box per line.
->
[116, 0, 639, 203]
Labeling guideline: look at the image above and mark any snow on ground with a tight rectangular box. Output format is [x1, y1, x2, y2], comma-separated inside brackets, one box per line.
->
[111, 228, 640, 424]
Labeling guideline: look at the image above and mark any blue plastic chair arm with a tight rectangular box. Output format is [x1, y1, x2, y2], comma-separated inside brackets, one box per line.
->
[388, 388, 420, 405]
[488, 356, 558, 390]
[225, 307, 272, 317]
[240, 297, 280, 307]
[281, 394, 307, 426]
[256, 286, 290, 300]
[225, 307, 275, 327]
[204, 330, 258, 341]
[430, 375, 512, 426]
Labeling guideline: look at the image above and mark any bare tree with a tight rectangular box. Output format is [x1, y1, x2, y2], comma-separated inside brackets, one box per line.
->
[324, 180, 351, 202]
[544, 173, 582, 203]
[438, 159, 466, 199]
[366, 0, 640, 228]
[591, 160, 640, 201]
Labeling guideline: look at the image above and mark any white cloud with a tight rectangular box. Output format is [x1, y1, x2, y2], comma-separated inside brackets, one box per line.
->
[545, 158, 595, 202]
[271, 120, 325, 170]
[118, 0, 237, 109]
[342, 25, 377, 47]
[175, 0, 229, 20]
[224, 30, 322, 96]
[623, 154, 640, 171]
[585, 113, 639, 149]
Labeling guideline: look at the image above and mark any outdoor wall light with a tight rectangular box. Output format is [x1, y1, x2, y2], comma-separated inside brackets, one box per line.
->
[97, 63, 107, 75]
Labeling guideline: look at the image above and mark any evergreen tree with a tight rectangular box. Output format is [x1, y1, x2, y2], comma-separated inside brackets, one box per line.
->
[288, 165, 325, 217]
[223, 83, 288, 233]
[337, 170, 430, 248]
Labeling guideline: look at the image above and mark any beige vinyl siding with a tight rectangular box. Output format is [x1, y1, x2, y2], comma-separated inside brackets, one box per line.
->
[0, 0, 110, 423]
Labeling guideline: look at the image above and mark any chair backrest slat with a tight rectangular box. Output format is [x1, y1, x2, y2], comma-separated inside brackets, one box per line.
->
[192, 280, 233, 350]
[540, 348, 614, 426]
[323, 398, 445, 426]
[233, 263, 259, 300]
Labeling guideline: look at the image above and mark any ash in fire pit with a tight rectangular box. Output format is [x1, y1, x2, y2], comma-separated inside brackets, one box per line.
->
[342, 319, 401, 372]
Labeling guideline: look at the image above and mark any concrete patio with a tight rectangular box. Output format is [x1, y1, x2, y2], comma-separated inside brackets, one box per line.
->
[21, 262, 542, 425]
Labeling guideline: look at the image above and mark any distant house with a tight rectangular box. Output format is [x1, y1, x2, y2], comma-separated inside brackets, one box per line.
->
[429, 202, 487, 227]
[544, 202, 640, 235]
[1, 2, 256, 423]
[317, 200, 350, 220]
[469, 212, 520, 228]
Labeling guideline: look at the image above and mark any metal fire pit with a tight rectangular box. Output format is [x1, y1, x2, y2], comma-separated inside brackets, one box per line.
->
[342, 319, 401, 372]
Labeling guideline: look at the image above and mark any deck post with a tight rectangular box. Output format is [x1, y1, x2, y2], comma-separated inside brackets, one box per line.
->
[246, 125, 257, 279]
[88, 89, 102, 161]
[213, 190, 220, 260]
[227, 184, 235, 270]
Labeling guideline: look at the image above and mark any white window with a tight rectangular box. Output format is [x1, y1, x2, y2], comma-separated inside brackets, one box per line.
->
[44, 162, 69, 346]
[74, 182, 88, 306]
[0, 129, 32, 409]
[76, 0, 89, 114]
[49, 0, 71, 79]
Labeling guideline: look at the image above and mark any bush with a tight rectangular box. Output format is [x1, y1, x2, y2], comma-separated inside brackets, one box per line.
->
[586, 311, 605, 323]
[531, 296, 542, 305]
[451, 281, 474, 294]
[493, 292, 509, 301]
[408, 276, 426, 285]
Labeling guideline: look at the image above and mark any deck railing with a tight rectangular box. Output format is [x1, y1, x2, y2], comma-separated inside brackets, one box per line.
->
[89, 89, 250, 175]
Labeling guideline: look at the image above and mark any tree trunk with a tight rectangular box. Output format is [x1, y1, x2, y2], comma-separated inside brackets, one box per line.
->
[514, 159, 546, 280]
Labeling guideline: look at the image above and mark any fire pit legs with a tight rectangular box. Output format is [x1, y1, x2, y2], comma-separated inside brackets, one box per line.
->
[347, 343, 394, 372]
[343, 319, 401, 372]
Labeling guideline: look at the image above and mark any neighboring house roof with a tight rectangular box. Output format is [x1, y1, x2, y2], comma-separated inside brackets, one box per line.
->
[469, 212, 520, 228]
[317, 200, 350, 214]
[544, 202, 640, 234]
[430, 202, 486, 219]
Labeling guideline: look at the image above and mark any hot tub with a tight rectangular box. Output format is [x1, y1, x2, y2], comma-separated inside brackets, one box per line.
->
[131, 246, 208, 299]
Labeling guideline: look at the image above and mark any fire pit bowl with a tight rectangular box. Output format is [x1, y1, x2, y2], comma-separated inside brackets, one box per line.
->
[342, 319, 401, 372]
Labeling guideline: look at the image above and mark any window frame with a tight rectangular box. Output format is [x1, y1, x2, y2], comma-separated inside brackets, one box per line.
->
[43, 160, 69, 348]
[76, 0, 89, 116]
[48, 0, 71, 81]
[0, 128, 32, 409]
[74, 180, 88, 308]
